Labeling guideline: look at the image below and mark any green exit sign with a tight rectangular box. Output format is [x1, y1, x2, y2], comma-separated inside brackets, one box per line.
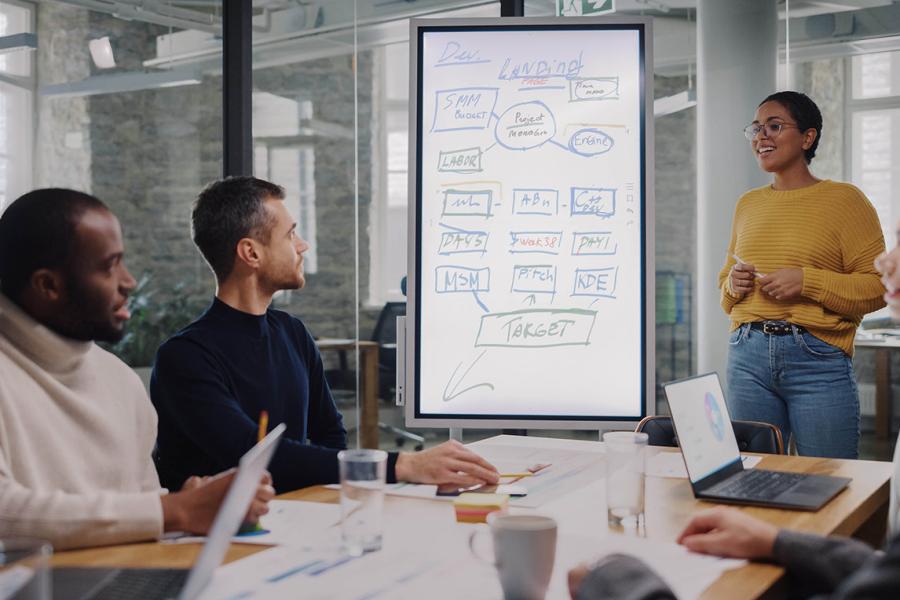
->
[557, 0, 615, 16]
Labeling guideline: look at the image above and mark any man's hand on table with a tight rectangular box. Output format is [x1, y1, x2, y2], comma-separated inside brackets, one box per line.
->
[160, 470, 275, 534]
[394, 440, 499, 486]
[677, 506, 779, 559]
[567, 507, 780, 598]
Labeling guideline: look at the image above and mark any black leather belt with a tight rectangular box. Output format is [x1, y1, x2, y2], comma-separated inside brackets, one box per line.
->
[748, 321, 804, 335]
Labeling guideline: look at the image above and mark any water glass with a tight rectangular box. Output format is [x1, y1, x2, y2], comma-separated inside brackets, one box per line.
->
[0, 539, 51, 600]
[603, 431, 648, 529]
[338, 449, 387, 556]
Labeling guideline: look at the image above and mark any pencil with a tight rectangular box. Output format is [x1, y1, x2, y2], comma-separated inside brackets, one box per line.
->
[258, 410, 269, 443]
[499, 472, 534, 478]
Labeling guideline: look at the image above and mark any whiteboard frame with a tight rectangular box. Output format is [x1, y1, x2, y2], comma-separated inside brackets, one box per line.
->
[405, 16, 655, 430]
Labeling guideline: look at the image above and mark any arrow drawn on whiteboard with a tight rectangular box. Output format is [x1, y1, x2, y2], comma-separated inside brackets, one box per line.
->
[549, 139, 569, 151]
[443, 350, 494, 402]
[523, 294, 537, 306]
[472, 291, 490, 313]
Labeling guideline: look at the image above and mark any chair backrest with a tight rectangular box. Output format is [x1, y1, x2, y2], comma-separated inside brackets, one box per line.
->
[371, 301, 406, 345]
[731, 419, 784, 454]
[635, 415, 678, 447]
[634, 416, 784, 454]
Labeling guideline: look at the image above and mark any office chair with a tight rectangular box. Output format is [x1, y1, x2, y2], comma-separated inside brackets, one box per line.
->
[324, 302, 424, 450]
[634, 415, 784, 454]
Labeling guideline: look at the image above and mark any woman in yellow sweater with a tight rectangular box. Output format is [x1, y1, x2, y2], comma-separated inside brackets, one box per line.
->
[721, 91, 885, 459]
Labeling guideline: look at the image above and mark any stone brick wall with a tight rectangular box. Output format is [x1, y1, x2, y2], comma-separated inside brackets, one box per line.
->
[253, 52, 376, 340]
[34, 3, 91, 191]
[794, 59, 844, 181]
[85, 13, 220, 302]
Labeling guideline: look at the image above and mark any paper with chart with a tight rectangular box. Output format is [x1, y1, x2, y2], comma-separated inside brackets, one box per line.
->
[361, 435, 604, 507]
[162, 500, 342, 548]
[200, 529, 742, 600]
[416, 26, 647, 419]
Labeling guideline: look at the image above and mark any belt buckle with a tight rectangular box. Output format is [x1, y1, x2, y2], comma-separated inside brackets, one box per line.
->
[763, 322, 788, 335]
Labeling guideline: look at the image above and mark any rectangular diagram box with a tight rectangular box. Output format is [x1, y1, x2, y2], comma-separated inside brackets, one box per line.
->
[435, 266, 491, 293]
[512, 188, 559, 216]
[511, 265, 557, 294]
[475, 308, 597, 348]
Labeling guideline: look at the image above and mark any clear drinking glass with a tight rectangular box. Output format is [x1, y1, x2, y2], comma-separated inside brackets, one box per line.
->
[338, 449, 388, 556]
[0, 538, 51, 600]
[603, 432, 648, 529]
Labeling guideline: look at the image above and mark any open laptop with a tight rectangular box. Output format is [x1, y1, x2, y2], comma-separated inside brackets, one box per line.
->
[663, 373, 850, 510]
[53, 423, 286, 600]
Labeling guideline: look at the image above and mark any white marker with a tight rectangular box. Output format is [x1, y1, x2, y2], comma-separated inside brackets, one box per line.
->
[732, 254, 766, 278]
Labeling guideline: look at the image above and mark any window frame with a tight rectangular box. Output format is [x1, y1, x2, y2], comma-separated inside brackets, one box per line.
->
[845, 53, 900, 248]
[0, 0, 35, 211]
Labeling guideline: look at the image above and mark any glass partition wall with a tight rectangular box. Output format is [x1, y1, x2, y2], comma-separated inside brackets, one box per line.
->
[5, 0, 900, 454]
[249, 0, 501, 448]
[9, 0, 223, 371]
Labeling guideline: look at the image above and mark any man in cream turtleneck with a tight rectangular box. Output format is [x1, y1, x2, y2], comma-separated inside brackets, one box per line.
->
[0, 188, 274, 551]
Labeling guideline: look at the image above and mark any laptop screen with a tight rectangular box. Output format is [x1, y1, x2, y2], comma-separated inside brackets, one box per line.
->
[664, 373, 741, 483]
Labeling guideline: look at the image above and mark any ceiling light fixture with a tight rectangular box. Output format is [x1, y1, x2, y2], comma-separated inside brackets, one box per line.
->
[89, 36, 116, 69]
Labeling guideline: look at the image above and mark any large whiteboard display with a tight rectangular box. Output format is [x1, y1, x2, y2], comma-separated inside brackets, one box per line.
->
[407, 18, 653, 428]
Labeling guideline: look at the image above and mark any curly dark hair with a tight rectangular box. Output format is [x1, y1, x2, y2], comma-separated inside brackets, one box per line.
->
[759, 91, 823, 164]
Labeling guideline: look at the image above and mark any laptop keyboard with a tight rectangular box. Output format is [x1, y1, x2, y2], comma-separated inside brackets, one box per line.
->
[708, 469, 807, 501]
[90, 569, 189, 600]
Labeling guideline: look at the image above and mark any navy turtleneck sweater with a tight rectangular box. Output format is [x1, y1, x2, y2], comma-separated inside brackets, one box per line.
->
[150, 298, 398, 493]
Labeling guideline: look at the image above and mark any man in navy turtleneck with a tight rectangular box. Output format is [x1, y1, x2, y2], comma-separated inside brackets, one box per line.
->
[151, 177, 498, 493]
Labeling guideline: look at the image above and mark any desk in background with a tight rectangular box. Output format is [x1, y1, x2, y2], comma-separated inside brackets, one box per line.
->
[52, 438, 891, 599]
[855, 331, 900, 440]
[316, 339, 379, 449]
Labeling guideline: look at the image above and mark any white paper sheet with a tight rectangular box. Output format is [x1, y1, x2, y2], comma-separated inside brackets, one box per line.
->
[162, 500, 342, 548]
[200, 529, 744, 600]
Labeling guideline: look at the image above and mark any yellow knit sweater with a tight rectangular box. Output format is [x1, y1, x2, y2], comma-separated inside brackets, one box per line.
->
[719, 180, 886, 356]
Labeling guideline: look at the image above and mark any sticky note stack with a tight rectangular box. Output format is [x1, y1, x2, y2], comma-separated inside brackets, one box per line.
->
[453, 493, 509, 523]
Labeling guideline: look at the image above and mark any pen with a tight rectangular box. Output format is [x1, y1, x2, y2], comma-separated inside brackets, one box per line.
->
[732, 254, 766, 278]
[258, 410, 269, 443]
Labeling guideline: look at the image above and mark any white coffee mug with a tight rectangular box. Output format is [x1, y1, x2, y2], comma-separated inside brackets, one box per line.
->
[469, 514, 557, 600]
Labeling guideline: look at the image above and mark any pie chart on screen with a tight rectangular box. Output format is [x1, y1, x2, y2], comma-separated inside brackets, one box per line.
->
[704, 391, 726, 441]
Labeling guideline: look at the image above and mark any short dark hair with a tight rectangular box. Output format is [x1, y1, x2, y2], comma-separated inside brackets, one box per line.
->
[759, 91, 823, 164]
[192, 176, 285, 281]
[0, 189, 108, 301]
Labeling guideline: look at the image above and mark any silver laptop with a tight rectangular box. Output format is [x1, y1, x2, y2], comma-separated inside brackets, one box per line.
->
[54, 423, 286, 600]
[664, 373, 850, 511]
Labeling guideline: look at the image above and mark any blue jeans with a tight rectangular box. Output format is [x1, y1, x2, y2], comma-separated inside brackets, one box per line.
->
[725, 322, 860, 459]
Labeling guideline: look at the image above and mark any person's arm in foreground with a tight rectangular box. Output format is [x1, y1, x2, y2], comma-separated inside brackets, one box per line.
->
[568, 507, 880, 599]
[677, 507, 875, 595]
[0, 460, 274, 551]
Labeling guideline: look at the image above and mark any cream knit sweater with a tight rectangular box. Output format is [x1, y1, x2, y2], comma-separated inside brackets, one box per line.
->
[0, 293, 163, 550]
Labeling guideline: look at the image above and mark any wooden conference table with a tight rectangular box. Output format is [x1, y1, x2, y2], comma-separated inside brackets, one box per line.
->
[855, 332, 900, 441]
[53, 443, 892, 600]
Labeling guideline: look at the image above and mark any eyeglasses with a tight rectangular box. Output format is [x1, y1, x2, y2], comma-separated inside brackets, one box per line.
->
[743, 121, 799, 141]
